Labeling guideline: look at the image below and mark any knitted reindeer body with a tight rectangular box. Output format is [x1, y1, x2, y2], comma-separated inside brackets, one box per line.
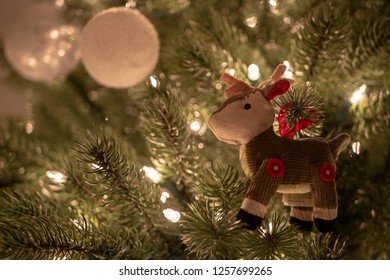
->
[208, 65, 350, 233]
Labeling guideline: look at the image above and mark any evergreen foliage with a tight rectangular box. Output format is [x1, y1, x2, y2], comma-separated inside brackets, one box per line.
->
[0, 0, 388, 260]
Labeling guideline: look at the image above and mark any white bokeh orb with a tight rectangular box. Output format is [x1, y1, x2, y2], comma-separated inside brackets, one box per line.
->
[80, 7, 160, 88]
[3, 1, 81, 83]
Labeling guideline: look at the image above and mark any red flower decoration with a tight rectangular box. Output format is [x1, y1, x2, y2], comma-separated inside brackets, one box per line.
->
[266, 158, 285, 177]
[320, 163, 336, 182]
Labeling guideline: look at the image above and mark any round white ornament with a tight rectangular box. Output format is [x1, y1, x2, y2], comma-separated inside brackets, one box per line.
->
[80, 7, 160, 88]
[3, 2, 81, 83]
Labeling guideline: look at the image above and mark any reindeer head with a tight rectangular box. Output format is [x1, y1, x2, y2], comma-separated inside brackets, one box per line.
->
[208, 64, 291, 145]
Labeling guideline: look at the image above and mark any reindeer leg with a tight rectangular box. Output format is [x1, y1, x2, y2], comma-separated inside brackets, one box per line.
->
[238, 158, 283, 230]
[290, 206, 313, 231]
[310, 163, 338, 233]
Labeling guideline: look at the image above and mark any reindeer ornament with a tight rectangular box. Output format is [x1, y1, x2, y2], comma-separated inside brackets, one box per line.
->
[208, 65, 350, 233]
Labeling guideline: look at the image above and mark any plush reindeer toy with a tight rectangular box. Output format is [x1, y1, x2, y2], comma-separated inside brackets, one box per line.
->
[208, 64, 350, 233]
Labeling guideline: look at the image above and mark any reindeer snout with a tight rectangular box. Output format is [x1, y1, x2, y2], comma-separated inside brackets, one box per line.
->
[208, 113, 240, 145]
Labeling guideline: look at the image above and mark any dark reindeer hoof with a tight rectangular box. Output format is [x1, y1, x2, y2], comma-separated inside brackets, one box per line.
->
[290, 216, 313, 231]
[315, 218, 336, 233]
[237, 209, 263, 230]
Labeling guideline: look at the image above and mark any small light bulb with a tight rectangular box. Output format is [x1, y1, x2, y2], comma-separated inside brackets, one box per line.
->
[143, 166, 162, 183]
[91, 163, 102, 170]
[283, 61, 294, 79]
[55, 0, 65, 8]
[160, 191, 170, 203]
[163, 208, 181, 223]
[283, 60, 290, 68]
[352, 141, 361, 155]
[269, 0, 279, 7]
[149, 76, 158, 88]
[190, 120, 201, 132]
[46, 170, 67, 184]
[268, 222, 273, 233]
[247, 64, 260, 81]
[49, 29, 59, 39]
[228, 69, 236, 76]
[57, 49, 66, 57]
[245, 16, 258, 28]
[27, 58, 37, 68]
[350, 84, 367, 104]
[126, 0, 137, 8]
[25, 122, 34, 134]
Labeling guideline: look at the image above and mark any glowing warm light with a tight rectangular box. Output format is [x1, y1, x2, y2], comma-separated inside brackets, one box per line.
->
[350, 84, 367, 104]
[245, 16, 258, 28]
[190, 120, 201, 132]
[283, 60, 294, 79]
[268, 222, 273, 233]
[46, 170, 67, 184]
[50, 29, 59, 39]
[25, 122, 34, 134]
[72, 219, 85, 230]
[160, 191, 170, 203]
[70, 200, 79, 207]
[269, 0, 279, 7]
[143, 166, 162, 183]
[91, 163, 102, 170]
[149, 76, 158, 88]
[55, 0, 65, 8]
[163, 208, 181, 223]
[283, 17, 292, 25]
[126, 0, 137, 8]
[352, 141, 361, 155]
[27, 57, 37, 67]
[284, 71, 293, 79]
[228, 69, 236, 76]
[247, 64, 260, 81]
[57, 49, 66, 57]
[41, 187, 52, 198]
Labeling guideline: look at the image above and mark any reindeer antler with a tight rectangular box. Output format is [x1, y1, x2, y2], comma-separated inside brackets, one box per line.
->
[257, 64, 289, 91]
[220, 73, 255, 97]
[221, 64, 292, 98]
[270, 64, 287, 80]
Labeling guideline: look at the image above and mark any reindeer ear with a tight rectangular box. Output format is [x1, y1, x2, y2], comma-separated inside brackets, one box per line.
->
[264, 79, 290, 101]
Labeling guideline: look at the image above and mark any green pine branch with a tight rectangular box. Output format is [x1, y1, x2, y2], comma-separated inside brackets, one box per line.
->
[302, 233, 348, 260]
[344, 17, 390, 88]
[0, 214, 148, 260]
[73, 130, 163, 229]
[291, 1, 351, 82]
[0, 190, 114, 259]
[180, 201, 243, 259]
[241, 214, 303, 260]
[351, 88, 390, 141]
[140, 87, 198, 203]
[0, 121, 56, 188]
[194, 165, 245, 211]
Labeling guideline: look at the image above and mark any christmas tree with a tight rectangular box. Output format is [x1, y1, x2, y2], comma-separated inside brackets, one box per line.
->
[0, 0, 388, 260]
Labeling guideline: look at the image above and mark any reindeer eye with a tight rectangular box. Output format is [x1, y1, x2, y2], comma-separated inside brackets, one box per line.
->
[244, 103, 252, 110]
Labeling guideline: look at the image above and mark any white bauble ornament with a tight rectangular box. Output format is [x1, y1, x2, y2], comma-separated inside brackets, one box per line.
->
[3, 2, 81, 83]
[80, 7, 160, 88]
